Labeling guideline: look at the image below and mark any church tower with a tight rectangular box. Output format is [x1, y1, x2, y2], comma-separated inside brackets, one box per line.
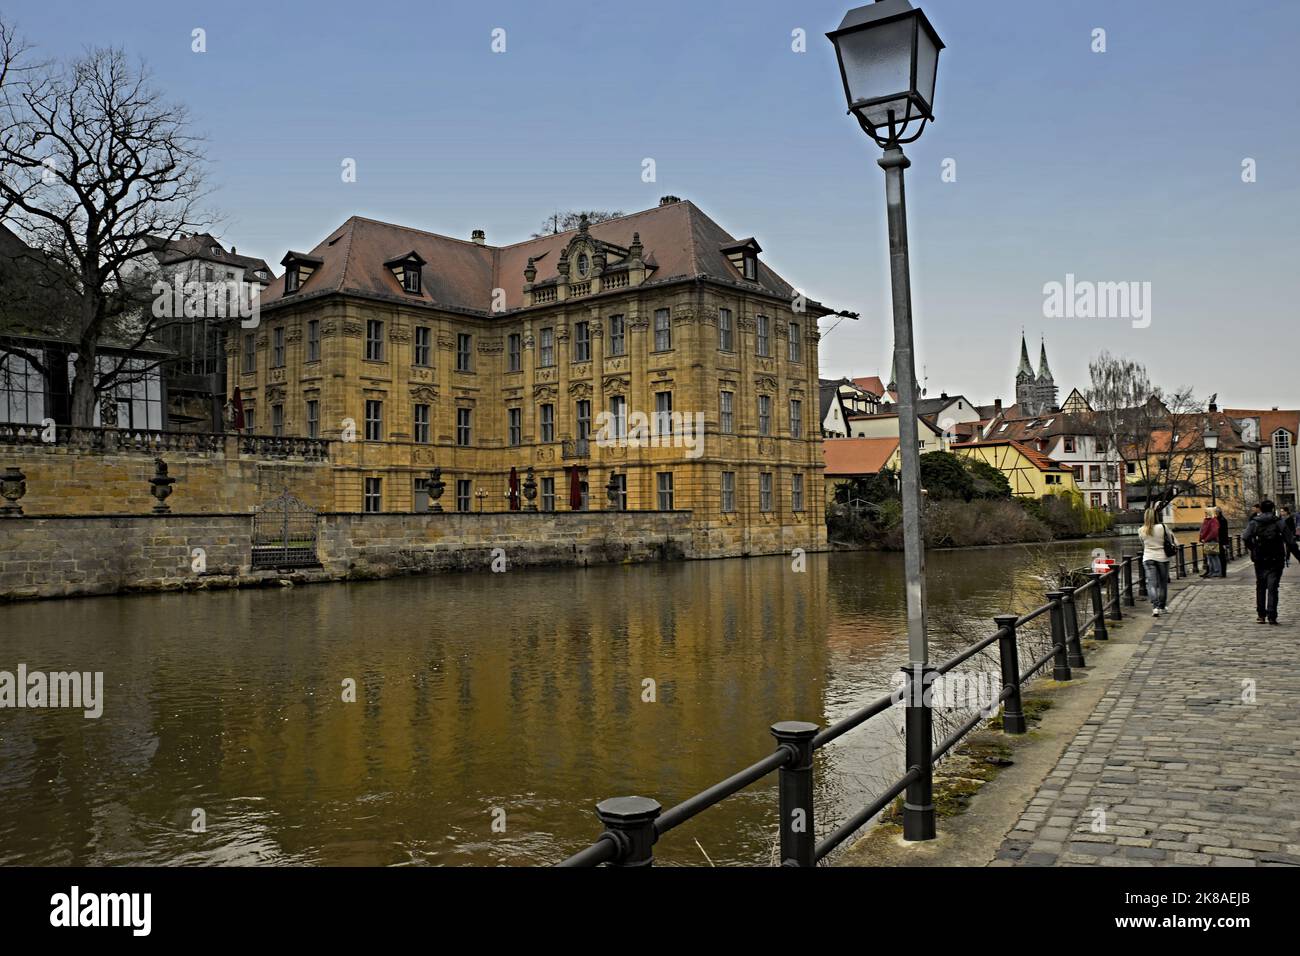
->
[1034, 338, 1058, 413]
[1014, 334, 1037, 413]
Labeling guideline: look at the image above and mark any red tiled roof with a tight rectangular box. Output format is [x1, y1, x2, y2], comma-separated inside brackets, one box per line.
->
[822, 437, 900, 476]
[256, 201, 815, 316]
[1224, 408, 1299, 444]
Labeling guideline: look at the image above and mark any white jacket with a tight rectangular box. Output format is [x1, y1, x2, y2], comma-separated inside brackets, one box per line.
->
[1139, 524, 1176, 563]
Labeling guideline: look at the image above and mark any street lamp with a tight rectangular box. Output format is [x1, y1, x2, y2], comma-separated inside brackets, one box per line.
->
[1203, 423, 1219, 508]
[829, 0, 944, 843]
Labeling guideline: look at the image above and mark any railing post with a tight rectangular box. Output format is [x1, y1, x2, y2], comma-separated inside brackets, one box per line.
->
[900, 663, 936, 842]
[1109, 566, 1123, 620]
[1191, 542, 1199, 574]
[994, 614, 1026, 735]
[1088, 572, 1110, 640]
[1138, 556, 1148, 598]
[594, 796, 662, 867]
[1123, 555, 1135, 607]
[771, 721, 819, 866]
[1061, 585, 1086, 666]
[1047, 591, 1072, 682]
[1177, 544, 1186, 578]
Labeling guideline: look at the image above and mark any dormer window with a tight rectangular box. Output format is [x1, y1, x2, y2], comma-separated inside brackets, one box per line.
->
[384, 251, 426, 296]
[279, 251, 322, 295]
[720, 237, 762, 282]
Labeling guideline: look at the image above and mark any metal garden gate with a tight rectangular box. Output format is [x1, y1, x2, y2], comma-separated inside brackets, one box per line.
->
[251, 491, 320, 569]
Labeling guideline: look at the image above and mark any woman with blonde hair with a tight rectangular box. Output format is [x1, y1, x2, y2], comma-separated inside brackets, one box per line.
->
[1139, 506, 1176, 617]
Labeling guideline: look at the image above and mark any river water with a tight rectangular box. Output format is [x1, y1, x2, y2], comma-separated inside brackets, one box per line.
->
[0, 537, 1127, 866]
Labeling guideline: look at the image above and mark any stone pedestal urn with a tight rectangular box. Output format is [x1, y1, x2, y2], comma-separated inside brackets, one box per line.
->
[429, 467, 446, 513]
[1, 466, 27, 516]
[149, 458, 176, 514]
[523, 467, 538, 512]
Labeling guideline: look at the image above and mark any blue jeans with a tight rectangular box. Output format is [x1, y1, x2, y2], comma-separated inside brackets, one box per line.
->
[1206, 552, 1222, 576]
[1144, 559, 1171, 609]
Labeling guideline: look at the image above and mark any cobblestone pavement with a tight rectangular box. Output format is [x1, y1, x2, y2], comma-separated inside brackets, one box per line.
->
[994, 571, 1300, 867]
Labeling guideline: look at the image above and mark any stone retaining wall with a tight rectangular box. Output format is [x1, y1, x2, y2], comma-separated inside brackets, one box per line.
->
[0, 510, 695, 602]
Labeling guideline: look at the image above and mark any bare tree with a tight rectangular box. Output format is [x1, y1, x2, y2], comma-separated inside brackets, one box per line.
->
[531, 209, 624, 238]
[1084, 351, 1153, 507]
[0, 20, 210, 425]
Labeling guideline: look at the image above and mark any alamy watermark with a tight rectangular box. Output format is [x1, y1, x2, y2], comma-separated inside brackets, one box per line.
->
[152, 276, 262, 328]
[593, 409, 706, 459]
[0, 664, 103, 718]
[1043, 273, 1151, 329]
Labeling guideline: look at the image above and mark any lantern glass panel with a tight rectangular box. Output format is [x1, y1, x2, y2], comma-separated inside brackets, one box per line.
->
[837, 17, 914, 114]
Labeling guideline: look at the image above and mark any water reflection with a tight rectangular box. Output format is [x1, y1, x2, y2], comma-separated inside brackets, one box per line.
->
[0, 538, 1118, 866]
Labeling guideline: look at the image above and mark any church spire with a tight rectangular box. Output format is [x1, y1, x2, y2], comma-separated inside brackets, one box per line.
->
[1016, 333, 1035, 381]
[1037, 337, 1054, 382]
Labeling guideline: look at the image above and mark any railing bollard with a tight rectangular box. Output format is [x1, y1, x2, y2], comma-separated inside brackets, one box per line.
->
[900, 663, 937, 842]
[1047, 591, 1072, 682]
[1061, 585, 1087, 666]
[1108, 566, 1123, 621]
[771, 721, 819, 867]
[594, 796, 662, 867]
[1123, 556, 1135, 607]
[1138, 556, 1148, 598]
[1191, 542, 1199, 574]
[994, 614, 1026, 735]
[1088, 572, 1110, 640]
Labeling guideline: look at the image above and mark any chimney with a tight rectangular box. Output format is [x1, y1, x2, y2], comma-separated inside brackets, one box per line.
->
[994, 399, 1002, 414]
[1209, 400, 1218, 412]
[940, 391, 948, 400]
[471, 229, 486, 245]
[230, 246, 236, 254]
[658, 195, 681, 206]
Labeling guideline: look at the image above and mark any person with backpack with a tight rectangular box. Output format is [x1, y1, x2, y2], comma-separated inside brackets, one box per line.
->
[1139, 507, 1177, 617]
[1242, 499, 1300, 624]
[1283, 505, 1297, 568]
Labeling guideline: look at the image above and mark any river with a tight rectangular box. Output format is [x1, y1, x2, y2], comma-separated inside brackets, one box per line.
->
[0, 537, 1128, 866]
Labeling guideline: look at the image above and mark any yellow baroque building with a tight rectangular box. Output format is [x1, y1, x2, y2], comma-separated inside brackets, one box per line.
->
[228, 199, 830, 557]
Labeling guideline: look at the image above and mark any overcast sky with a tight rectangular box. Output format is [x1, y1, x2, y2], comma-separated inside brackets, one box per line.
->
[7, 0, 1298, 409]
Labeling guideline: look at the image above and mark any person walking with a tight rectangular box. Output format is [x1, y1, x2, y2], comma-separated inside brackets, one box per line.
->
[1199, 507, 1222, 578]
[1242, 499, 1300, 625]
[1139, 507, 1176, 617]
[1282, 505, 1296, 568]
[1216, 506, 1231, 577]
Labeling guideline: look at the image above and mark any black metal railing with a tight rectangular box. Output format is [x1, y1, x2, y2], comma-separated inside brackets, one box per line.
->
[558, 555, 1146, 868]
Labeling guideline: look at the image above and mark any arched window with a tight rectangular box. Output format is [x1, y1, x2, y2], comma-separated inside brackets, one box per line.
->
[1274, 428, 1293, 492]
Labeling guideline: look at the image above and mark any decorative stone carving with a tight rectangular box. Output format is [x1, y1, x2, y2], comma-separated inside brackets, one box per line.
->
[342, 321, 363, 337]
[477, 337, 504, 353]
[603, 375, 630, 394]
[754, 376, 779, 393]
[265, 384, 287, 403]
[437, 332, 455, 350]
[568, 381, 592, 399]
[410, 384, 439, 402]
[286, 327, 303, 343]
[390, 325, 412, 343]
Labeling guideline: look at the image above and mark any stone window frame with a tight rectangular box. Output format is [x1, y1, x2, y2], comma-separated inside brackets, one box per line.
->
[573, 321, 591, 363]
[364, 398, 384, 441]
[456, 333, 473, 372]
[507, 406, 523, 447]
[306, 319, 321, 363]
[718, 308, 734, 352]
[653, 309, 672, 352]
[413, 326, 433, 367]
[365, 319, 386, 362]
[456, 406, 472, 446]
[721, 470, 736, 513]
[413, 402, 431, 444]
[363, 476, 383, 513]
[540, 403, 555, 443]
[792, 473, 805, 513]
[759, 472, 773, 513]
[608, 315, 626, 356]
[657, 471, 675, 510]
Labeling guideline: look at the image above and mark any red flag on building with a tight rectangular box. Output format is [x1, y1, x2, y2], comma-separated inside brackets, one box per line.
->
[230, 389, 246, 431]
[508, 467, 520, 511]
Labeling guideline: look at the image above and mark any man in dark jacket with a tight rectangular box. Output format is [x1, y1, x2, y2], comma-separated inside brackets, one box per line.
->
[1216, 507, 1231, 577]
[1242, 500, 1300, 624]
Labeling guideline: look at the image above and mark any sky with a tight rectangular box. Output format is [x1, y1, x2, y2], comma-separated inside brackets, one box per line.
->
[5, 0, 1298, 409]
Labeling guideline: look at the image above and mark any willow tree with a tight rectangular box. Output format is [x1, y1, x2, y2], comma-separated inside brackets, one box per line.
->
[0, 18, 210, 425]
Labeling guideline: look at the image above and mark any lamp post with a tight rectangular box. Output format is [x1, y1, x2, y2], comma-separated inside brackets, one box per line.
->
[829, 0, 944, 842]
[1203, 423, 1219, 508]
